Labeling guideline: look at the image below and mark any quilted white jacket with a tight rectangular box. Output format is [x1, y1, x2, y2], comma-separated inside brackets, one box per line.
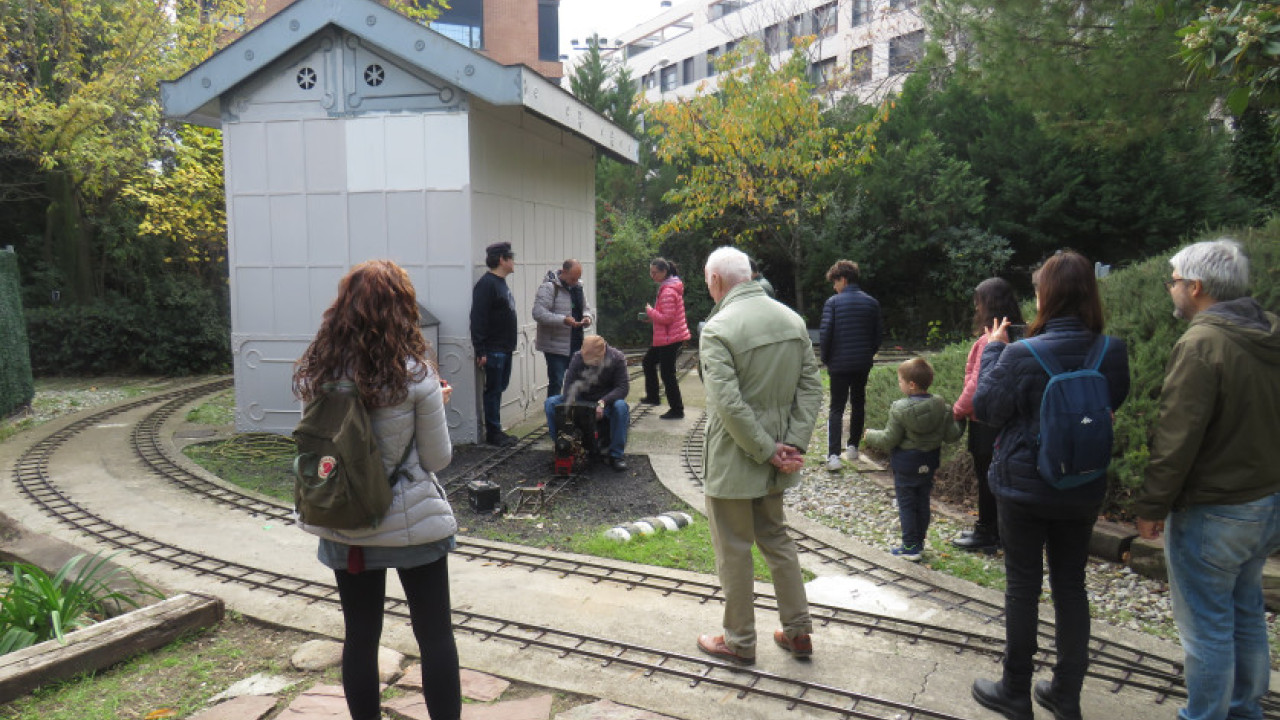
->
[300, 366, 456, 546]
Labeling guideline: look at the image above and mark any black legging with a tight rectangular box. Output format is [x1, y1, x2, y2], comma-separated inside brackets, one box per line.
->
[643, 342, 683, 411]
[968, 421, 1000, 537]
[334, 556, 460, 720]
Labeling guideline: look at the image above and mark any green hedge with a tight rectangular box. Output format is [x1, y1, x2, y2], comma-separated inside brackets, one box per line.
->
[863, 219, 1280, 516]
[0, 250, 35, 416]
[24, 276, 230, 376]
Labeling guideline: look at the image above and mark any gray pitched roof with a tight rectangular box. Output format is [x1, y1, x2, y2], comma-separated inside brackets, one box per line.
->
[161, 0, 638, 163]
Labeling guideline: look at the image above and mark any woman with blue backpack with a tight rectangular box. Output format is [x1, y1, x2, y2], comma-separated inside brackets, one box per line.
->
[970, 251, 1130, 720]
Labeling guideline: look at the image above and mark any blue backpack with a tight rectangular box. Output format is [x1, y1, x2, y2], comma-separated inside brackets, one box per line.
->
[1023, 336, 1114, 489]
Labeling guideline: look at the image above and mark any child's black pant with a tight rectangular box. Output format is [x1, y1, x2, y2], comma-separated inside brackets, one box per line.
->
[894, 471, 935, 549]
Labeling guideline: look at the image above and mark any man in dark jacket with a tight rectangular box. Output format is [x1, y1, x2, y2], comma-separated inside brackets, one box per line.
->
[1134, 238, 1280, 720]
[818, 260, 881, 470]
[470, 242, 518, 446]
[544, 335, 631, 471]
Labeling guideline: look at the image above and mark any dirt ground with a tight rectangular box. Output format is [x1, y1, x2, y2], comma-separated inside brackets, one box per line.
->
[439, 444, 697, 545]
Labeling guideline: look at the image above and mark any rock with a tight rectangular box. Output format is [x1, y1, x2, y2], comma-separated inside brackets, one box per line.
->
[291, 639, 343, 671]
[554, 699, 680, 720]
[278, 684, 348, 717]
[459, 668, 510, 702]
[1089, 519, 1137, 562]
[1127, 536, 1168, 583]
[207, 673, 296, 703]
[188, 695, 278, 720]
[377, 646, 405, 683]
[460, 694, 554, 720]
[1264, 555, 1280, 612]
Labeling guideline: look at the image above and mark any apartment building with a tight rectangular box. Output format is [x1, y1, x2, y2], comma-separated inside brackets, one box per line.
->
[236, 0, 564, 79]
[608, 0, 925, 103]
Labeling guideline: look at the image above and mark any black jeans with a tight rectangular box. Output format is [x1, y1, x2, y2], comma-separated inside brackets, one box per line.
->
[827, 366, 871, 456]
[334, 556, 460, 720]
[997, 497, 1097, 702]
[893, 471, 934, 548]
[643, 342, 683, 411]
[968, 421, 1000, 537]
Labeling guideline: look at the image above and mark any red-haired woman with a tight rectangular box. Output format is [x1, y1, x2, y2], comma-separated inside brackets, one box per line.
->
[641, 257, 691, 419]
[293, 259, 460, 720]
[971, 252, 1129, 720]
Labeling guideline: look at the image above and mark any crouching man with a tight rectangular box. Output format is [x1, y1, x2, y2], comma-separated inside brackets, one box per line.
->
[544, 335, 631, 471]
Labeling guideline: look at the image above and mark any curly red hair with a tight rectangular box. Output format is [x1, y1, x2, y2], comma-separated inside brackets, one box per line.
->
[292, 260, 432, 408]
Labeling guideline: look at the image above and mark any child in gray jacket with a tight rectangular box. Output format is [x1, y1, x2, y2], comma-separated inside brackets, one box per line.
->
[864, 357, 964, 561]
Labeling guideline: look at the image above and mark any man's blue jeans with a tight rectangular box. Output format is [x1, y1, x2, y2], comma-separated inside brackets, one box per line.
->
[544, 353, 570, 399]
[482, 352, 512, 438]
[544, 395, 629, 459]
[1166, 491, 1280, 720]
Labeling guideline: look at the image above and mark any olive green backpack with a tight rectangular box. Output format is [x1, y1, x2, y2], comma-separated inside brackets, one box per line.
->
[292, 381, 411, 530]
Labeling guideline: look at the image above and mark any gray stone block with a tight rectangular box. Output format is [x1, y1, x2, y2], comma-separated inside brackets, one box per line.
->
[1127, 536, 1168, 583]
[1089, 519, 1137, 562]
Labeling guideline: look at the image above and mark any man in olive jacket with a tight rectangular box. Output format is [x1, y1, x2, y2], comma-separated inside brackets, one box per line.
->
[1134, 238, 1280, 720]
[695, 246, 823, 666]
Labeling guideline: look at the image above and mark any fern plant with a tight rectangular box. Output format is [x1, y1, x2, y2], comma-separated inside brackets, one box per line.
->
[0, 553, 163, 655]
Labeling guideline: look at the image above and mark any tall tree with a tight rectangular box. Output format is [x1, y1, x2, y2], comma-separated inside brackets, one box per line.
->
[929, 0, 1215, 146]
[649, 39, 884, 313]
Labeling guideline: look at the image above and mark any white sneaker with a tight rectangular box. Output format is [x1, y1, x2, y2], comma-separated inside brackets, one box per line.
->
[843, 446, 859, 462]
[825, 454, 843, 472]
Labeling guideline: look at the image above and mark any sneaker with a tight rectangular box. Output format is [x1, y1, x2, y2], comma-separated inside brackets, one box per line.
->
[952, 529, 1000, 551]
[843, 446, 859, 462]
[825, 454, 843, 472]
[659, 409, 684, 420]
[891, 544, 922, 562]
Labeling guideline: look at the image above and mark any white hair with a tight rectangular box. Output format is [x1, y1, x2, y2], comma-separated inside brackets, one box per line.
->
[1170, 238, 1249, 301]
[704, 246, 752, 287]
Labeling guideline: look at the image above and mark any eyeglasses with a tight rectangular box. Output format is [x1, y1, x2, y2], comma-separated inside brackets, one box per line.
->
[1163, 278, 1191, 290]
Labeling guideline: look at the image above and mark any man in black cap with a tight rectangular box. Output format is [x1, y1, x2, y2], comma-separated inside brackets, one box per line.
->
[471, 241, 518, 446]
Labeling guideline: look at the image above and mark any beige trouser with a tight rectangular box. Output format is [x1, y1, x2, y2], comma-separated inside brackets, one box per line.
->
[705, 492, 812, 657]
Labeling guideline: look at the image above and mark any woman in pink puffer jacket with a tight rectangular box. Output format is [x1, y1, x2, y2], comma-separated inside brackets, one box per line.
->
[642, 257, 691, 419]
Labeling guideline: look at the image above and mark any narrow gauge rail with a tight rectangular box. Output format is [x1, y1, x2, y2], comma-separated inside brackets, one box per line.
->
[13, 383, 976, 720]
[126, 382, 1232, 710]
[28, 378, 1280, 717]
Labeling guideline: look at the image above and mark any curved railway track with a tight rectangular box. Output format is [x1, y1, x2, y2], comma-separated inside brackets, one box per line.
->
[13, 378, 1280, 718]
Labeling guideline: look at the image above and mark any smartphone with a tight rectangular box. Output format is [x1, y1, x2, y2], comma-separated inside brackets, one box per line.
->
[1007, 324, 1026, 341]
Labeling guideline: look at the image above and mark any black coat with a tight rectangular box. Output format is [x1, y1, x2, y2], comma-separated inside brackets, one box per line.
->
[470, 272, 517, 355]
[974, 317, 1130, 508]
[819, 284, 882, 372]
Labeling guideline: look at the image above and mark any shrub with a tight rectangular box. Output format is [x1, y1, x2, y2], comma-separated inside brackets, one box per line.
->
[25, 275, 229, 376]
[0, 250, 34, 416]
[0, 553, 162, 655]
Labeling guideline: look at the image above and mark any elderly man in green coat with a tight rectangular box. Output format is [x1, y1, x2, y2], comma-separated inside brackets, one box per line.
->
[696, 246, 823, 665]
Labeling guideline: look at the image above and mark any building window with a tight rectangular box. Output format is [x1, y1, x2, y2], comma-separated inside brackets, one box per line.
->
[537, 0, 559, 62]
[814, 3, 837, 38]
[660, 64, 678, 91]
[810, 57, 837, 89]
[850, 46, 872, 84]
[891, 0, 919, 9]
[706, 46, 720, 73]
[889, 30, 924, 74]
[764, 23, 781, 53]
[711, 0, 746, 20]
[433, 0, 484, 49]
[851, 0, 870, 27]
[682, 57, 695, 84]
[786, 15, 803, 46]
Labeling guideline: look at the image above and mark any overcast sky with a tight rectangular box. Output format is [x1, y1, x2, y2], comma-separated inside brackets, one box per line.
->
[558, 0, 669, 57]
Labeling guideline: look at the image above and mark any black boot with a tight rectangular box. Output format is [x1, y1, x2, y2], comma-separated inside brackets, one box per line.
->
[1033, 680, 1082, 720]
[971, 679, 1032, 720]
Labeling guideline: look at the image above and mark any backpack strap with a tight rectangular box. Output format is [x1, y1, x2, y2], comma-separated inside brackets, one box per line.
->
[1022, 337, 1064, 377]
[1084, 335, 1110, 371]
[389, 434, 414, 485]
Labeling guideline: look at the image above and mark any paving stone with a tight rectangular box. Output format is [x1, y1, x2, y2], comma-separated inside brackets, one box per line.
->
[552, 699, 679, 720]
[278, 684, 351, 719]
[292, 639, 344, 671]
[394, 665, 509, 702]
[207, 673, 296, 703]
[188, 695, 279, 720]
[460, 694, 553, 720]
[378, 646, 406, 683]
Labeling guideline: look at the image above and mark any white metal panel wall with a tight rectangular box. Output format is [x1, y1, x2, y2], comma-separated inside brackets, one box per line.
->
[225, 108, 478, 439]
[468, 106, 597, 431]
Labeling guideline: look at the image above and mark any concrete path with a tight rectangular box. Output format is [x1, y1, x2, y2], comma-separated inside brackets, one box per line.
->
[0, 373, 1232, 720]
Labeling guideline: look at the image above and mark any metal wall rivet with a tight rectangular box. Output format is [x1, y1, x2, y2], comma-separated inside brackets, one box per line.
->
[244, 49, 255, 61]
[415, 40, 426, 51]
[289, 19, 300, 31]
[464, 64, 475, 76]
[366, 15, 376, 26]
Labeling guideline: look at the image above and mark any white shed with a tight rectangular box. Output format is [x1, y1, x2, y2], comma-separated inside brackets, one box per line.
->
[161, 0, 638, 443]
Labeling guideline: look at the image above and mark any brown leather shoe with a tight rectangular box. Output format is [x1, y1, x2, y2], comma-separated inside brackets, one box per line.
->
[696, 634, 754, 665]
[773, 630, 813, 658]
